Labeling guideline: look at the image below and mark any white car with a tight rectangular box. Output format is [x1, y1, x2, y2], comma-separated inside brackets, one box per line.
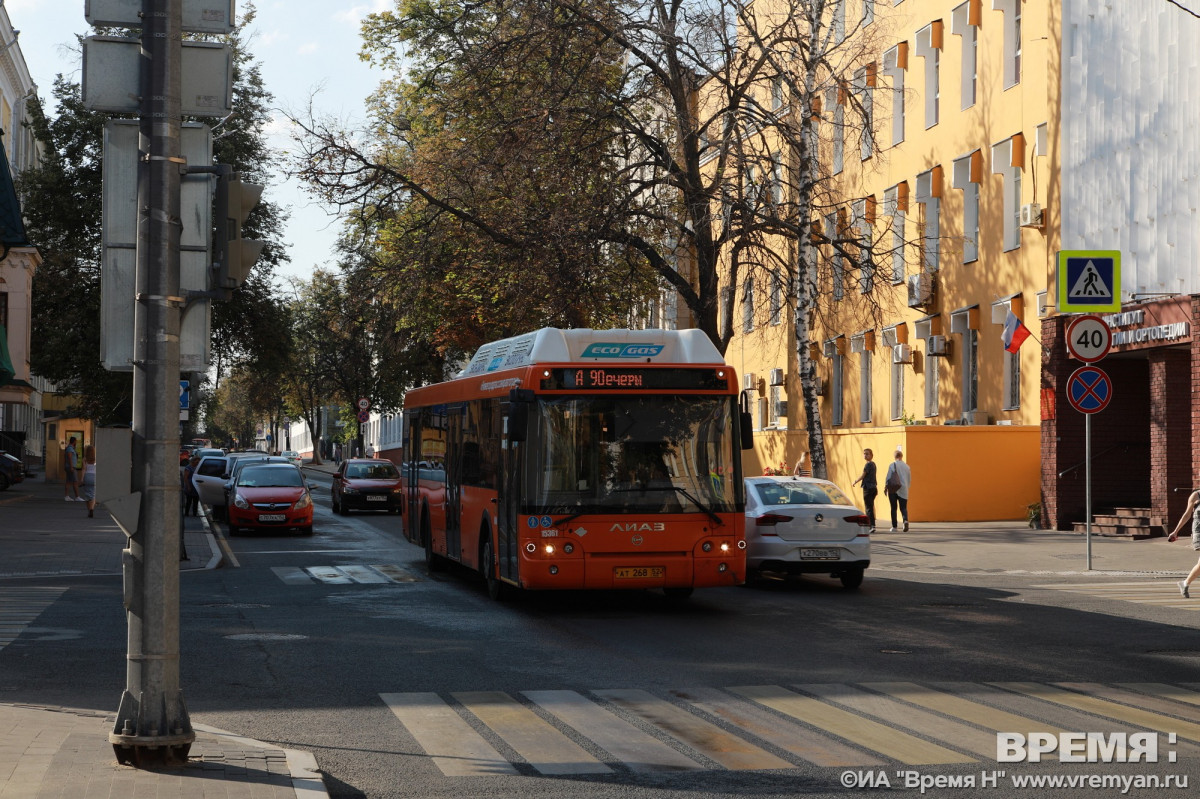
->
[281, 450, 303, 467]
[744, 476, 871, 588]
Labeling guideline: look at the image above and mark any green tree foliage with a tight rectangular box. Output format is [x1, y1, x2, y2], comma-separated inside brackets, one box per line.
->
[18, 80, 132, 423]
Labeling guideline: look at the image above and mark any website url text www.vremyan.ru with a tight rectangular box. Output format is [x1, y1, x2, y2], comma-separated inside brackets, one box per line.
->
[842, 770, 1189, 794]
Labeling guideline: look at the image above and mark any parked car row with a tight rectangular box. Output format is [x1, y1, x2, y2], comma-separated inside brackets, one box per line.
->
[0, 451, 24, 491]
[191, 451, 312, 535]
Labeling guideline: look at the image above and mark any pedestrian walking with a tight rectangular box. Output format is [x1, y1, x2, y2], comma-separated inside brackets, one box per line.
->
[182, 456, 200, 517]
[852, 448, 878, 531]
[884, 447, 911, 532]
[1166, 489, 1200, 598]
[63, 437, 82, 501]
[80, 444, 98, 518]
[793, 452, 812, 477]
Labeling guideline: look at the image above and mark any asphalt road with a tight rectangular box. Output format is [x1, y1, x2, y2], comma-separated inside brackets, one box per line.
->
[3, 470, 1199, 798]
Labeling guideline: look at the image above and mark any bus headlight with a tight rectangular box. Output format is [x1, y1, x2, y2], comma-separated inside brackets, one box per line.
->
[544, 544, 556, 555]
[719, 542, 730, 552]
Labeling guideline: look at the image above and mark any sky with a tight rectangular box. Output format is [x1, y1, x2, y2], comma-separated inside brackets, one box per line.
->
[8, 0, 394, 283]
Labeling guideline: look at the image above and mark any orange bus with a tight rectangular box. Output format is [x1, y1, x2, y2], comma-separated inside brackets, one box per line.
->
[401, 328, 752, 599]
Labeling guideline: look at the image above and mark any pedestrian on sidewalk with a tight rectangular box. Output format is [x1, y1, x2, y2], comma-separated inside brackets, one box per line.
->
[793, 452, 812, 477]
[63, 437, 82, 501]
[182, 456, 200, 517]
[1166, 489, 1200, 598]
[884, 447, 911, 532]
[852, 448, 878, 531]
[80, 444, 97, 518]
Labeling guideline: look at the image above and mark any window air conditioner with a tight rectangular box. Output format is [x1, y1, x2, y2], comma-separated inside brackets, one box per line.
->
[893, 343, 913, 364]
[774, 400, 788, 418]
[743, 372, 757, 391]
[963, 411, 990, 425]
[927, 335, 950, 356]
[907, 272, 935, 308]
[769, 368, 785, 386]
[1019, 202, 1043, 228]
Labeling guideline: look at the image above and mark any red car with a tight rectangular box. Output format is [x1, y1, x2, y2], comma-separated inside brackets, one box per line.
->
[331, 458, 404, 515]
[226, 463, 314, 536]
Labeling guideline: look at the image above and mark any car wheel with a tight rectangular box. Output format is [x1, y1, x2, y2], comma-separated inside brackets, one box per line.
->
[227, 523, 239, 536]
[300, 525, 313, 536]
[0, 473, 9, 491]
[483, 537, 507, 601]
[330, 495, 339, 514]
[339, 501, 350, 516]
[840, 568, 864, 590]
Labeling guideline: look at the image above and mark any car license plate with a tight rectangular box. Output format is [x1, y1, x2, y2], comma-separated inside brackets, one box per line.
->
[258, 514, 286, 522]
[366, 495, 387, 502]
[800, 548, 839, 560]
[614, 566, 665, 579]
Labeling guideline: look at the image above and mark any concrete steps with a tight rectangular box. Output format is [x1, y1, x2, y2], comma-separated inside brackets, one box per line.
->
[1071, 507, 1163, 539]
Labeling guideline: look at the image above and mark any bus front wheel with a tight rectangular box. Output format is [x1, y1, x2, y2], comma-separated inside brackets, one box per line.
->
[482, 538, 507, 601]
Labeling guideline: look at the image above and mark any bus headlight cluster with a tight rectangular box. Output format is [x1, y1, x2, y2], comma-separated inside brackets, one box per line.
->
[702, 540, 735, 553]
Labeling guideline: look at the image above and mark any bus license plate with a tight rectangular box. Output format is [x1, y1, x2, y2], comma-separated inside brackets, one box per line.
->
[614, 566, 664, 580]
[258, 514, 286, 522]
[801, 549, 839, 560]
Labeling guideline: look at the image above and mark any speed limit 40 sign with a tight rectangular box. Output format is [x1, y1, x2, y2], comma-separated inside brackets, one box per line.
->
[1066, 315, 1111, 363]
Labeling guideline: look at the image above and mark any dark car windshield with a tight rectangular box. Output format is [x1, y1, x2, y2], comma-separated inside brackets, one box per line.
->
[347, 463, 399, 480]
[751, 481, 854, 507]
[237, 466, 303, 488]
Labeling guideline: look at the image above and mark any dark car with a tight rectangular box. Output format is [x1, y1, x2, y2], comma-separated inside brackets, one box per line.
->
[331, 458, 403, 515]
[0, 452, 24, 491]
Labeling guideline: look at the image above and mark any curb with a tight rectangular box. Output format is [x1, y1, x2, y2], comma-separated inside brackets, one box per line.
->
[191, 722, 329, 798]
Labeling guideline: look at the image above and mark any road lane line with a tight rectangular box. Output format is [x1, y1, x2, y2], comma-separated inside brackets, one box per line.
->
[596, 688, 792, 770]
[380, 692, 517, 777]
[732, 685, 972, 765]
[304, 566, 354, 584]
[525, 690, 701, 772]
[681, 686, 884, 767]
[454, 691, 610, 775]
[995, 682, 1200, 742]
[270, 567, 315, 585]
[798, 683, 998, 759]
[337, 564, 391, 584]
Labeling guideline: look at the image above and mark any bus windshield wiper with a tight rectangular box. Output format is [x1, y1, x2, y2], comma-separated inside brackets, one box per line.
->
[612, 486, 724, 525]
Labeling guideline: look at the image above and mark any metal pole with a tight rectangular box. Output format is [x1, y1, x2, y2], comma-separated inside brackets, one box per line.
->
[110, 0, 194, 766]
[1085, 412, 1093, 570]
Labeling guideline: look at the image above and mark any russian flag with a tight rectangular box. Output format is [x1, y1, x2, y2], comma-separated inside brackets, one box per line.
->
[1002, 309, 1031, 354]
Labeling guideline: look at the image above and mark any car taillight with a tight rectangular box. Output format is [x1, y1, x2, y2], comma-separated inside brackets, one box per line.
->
[756, 513, 793, 526]
[844, 514, 870, 527]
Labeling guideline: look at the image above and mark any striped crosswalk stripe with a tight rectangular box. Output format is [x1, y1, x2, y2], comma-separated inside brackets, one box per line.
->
[269, 564, 420, 585]
[1033, 581, 1199, 609]
[380, 682, 1200, 777]
[0, 587, 66, 650]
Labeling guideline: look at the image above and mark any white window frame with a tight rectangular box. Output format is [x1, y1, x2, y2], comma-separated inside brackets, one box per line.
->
[831, 91, 845, 175]
[915, 317, 939, 418]
[852, 198, 874, 293]
[951, 308, 979, 415]
[952, 151, 981, 263]
[770, 151, 784, 206]
[884, 184, 906, 283]
[992, 299, 1023, 411]
[770, 384, 785, 428]
[951, 2, 979, 109]
[742, 277, 755, 333]
[856, 67, 874, 161]
[992, 136, 1023, 252]
[994, 0, 1022, 89]
[883, 44, 906, 147]
[915, 22, 942, 130]
[890, 347, 905, 421]
[825, 212, 844, 301]
[832, 351, 845, 426]
[915, 169, 940, 272]
[769, 268, 784, 325]
[853, 334, 873, 424]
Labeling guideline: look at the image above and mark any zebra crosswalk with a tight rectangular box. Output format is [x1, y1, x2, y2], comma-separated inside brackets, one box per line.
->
[0, 587, 66, 650]
[381, 682, 1200, 776]
[270, 564, 420, 585]
[1034, 581, 1199, 609]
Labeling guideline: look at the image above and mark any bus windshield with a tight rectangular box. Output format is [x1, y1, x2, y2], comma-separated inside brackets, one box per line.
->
[524, 395, 740, 516]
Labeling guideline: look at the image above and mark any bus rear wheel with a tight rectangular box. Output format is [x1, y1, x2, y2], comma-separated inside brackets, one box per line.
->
[482, 538, 507, 601]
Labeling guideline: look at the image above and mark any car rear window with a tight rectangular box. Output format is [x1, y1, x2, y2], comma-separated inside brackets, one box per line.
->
[197, 458, 227, 477]
[238, 466, 302, 487]
[754, 482, 853, 507]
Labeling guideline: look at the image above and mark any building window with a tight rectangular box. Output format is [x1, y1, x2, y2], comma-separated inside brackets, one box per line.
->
[771, 76, 785, 112]
[770, 385, 785, 427]
[883, 44, 906, 147]
[996, 0, 1022, 88]
[831, 90, 845, 175]
[952, 2, 979, 109]
[825, 212, 844, 301]
[993, 299, 1023, 410]
[915, 168, 940, 272]
[992, 135, 1024, 252]
[856, 67, 874, 161]
[853, 198, 874, 293]
[854, 338, 873, 424]
[952, 308, 979, 415]
[756, 396, 768, 430]
[891, 348, 905, 420]
[834, 1, 846, 43]
[952, 151, 981, 263]
[924, 346, 939, 417]
[770, 151, 784, 206]
[742, 277, 755, 333]
[832, 351, 845, 426]
[884, 183, 907, 283]
[916, 22, 943, 130]
[769, 268, 784, 325]
[864, 0, 875, 26]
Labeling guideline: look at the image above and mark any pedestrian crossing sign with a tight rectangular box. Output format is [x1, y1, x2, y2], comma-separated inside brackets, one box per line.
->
[1058, 250, 1121, 313]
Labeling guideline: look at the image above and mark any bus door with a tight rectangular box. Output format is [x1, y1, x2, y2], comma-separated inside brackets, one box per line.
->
[445, 404, 464, 561]
[403, 410, 420, 544]
[497, 406, 521, 582]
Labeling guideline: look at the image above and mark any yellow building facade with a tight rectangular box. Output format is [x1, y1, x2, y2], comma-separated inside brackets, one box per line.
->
[727, 0, 1052, 520]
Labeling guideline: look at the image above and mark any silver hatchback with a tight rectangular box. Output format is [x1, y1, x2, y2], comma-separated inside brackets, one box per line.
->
[744, 476, 871, 588]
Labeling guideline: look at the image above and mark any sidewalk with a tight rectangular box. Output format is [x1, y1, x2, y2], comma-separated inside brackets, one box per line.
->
[0, 473, 330, 798]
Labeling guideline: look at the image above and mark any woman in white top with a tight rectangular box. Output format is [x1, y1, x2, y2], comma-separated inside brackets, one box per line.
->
[80, 445, 98, 518]
[884, 447, 912, 532]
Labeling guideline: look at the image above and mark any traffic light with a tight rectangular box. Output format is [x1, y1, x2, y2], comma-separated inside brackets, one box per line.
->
[213, 167, 265, 298]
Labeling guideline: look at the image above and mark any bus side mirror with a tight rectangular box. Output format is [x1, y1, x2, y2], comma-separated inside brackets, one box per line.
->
[739, 391, 754, 450]
[508, 389, 535, 443]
